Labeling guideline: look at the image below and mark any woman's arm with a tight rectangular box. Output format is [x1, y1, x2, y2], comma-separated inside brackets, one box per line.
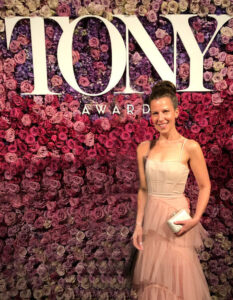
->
[175, 139, 211, 236]
[135, 141, 150, 227]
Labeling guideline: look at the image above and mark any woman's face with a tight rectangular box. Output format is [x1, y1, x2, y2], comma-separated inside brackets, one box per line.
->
[150, 96, 179, 133]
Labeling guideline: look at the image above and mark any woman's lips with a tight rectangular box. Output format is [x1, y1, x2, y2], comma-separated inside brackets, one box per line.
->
[157, 123, 168, 129]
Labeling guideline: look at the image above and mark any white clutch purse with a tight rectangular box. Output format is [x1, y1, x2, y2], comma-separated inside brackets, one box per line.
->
[167, 209, 192, 233]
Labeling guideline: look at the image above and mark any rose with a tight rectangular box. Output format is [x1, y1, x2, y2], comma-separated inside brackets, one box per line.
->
[90, 49, 100, 60]
[3, 58, 15, 73]
[146, 10, 157, 23]
[215, 80, 227, 91]
[154, 38, 165, 50]
[21, 114, 31, 126]
[88, 37, 99, 48]
[72, 50, 80, 64]
[4, 152, 18, 163]
[226, 54, 233, 65]
[195, 32, 205, 43]
[209, 46, 220, 57]
[51, 75, 63, 87]
[228, 82, 233, 95]
[203, 57, 213, 69]
[203, 71, 213, 81]
[20, 80, 33, 93]
[135, 75, 148, 86]
[78, 76, 90, 87]
[56, 3, 71, 16]
[155, 28, 167, 39]
[4, 212, 17, 226]
[5, 78, 17, 90]
[211, 93, 223, 106]
[179, 63, 190, 80]
[9, 40, 21, 53]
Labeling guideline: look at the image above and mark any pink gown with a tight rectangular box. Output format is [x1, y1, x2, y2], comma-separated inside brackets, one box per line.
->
[132, 138, 211, 300]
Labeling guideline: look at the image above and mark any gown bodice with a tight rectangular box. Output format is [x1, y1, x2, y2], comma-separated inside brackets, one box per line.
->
[145, 138, 190, 198]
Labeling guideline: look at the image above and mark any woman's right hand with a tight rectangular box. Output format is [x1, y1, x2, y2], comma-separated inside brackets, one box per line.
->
[132, 225, 144, 251]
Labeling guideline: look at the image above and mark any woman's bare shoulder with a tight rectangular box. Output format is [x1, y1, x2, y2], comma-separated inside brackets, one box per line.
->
[137, 140, 151, 155]
[184, 138, 201, 153]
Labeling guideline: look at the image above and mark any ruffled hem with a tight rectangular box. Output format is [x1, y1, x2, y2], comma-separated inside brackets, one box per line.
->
[132, 194, 211, 300]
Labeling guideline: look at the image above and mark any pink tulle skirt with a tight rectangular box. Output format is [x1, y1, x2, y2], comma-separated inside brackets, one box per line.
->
[132, 194, 211, 300]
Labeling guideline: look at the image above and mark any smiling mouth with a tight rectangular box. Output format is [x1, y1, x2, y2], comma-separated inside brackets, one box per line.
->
[157, 123, 168, 128]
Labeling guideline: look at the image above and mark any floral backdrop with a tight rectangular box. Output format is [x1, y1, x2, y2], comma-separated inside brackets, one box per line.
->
[0, 0, 233, 299]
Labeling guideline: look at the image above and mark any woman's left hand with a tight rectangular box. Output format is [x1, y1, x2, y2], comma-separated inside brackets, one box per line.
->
[174, 218, 199, 236]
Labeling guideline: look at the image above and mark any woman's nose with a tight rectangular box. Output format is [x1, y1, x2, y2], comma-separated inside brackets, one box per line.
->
[158, 113, 164, 121]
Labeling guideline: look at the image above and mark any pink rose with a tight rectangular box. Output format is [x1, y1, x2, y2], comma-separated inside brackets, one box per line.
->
[218, 51, 227, 62]
[209, 46, 219, 57]
[100, 44, 108, 52]
[135, 75, 148, 86]
[9, 40, 21, 53]
[5, 128, 15, 142]
[215, 80, 227, 91]
[56, 3, 71, 16]
[155, 28, 167, 39]
[195, 32, 204, 43]
[222, 35, 230, 44]
[50, 111, 63, 124]
[228, 82, 233, 95]
[90, 49, 100, 60]
[203, 71, 213, 82]
[203, 57, 213, 69]
[3, 58, 15, 73]
[17, 35, 29, 45]
[21, 114, 31, 126]
[14, 49, 26, 64]
[4, 212, 16, 226]
[72, 50, 80, 64]
[154, 38, 165, 50]
[51, 75, 63, 87]
[20, 80, 34, 93]
[48, 54, 56, 64]
[5, 78, 17, 90]
[78, 76, 90, 87]
[4, 152, 18, 163]
[226, 54, 233, 65]
[146, 10, 157, 23]
[179, 63, 190, 80]
[45, 25, 55, 39]
[88, 37, 99, 48]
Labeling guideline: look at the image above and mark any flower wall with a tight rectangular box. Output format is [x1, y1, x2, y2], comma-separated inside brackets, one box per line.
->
[0, 1, 233, 299]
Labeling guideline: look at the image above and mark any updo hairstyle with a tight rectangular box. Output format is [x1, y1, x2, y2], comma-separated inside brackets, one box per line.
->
[148, 80, 178, 110]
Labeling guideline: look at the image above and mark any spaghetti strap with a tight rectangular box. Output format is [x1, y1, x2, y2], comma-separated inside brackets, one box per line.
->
[179, 138, 187, 162]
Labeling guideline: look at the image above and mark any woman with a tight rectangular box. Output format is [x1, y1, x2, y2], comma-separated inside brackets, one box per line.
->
[132, 81, 212, 299]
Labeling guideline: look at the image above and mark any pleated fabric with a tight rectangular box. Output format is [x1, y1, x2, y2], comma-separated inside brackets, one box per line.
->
[132, 194, 211, 300]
